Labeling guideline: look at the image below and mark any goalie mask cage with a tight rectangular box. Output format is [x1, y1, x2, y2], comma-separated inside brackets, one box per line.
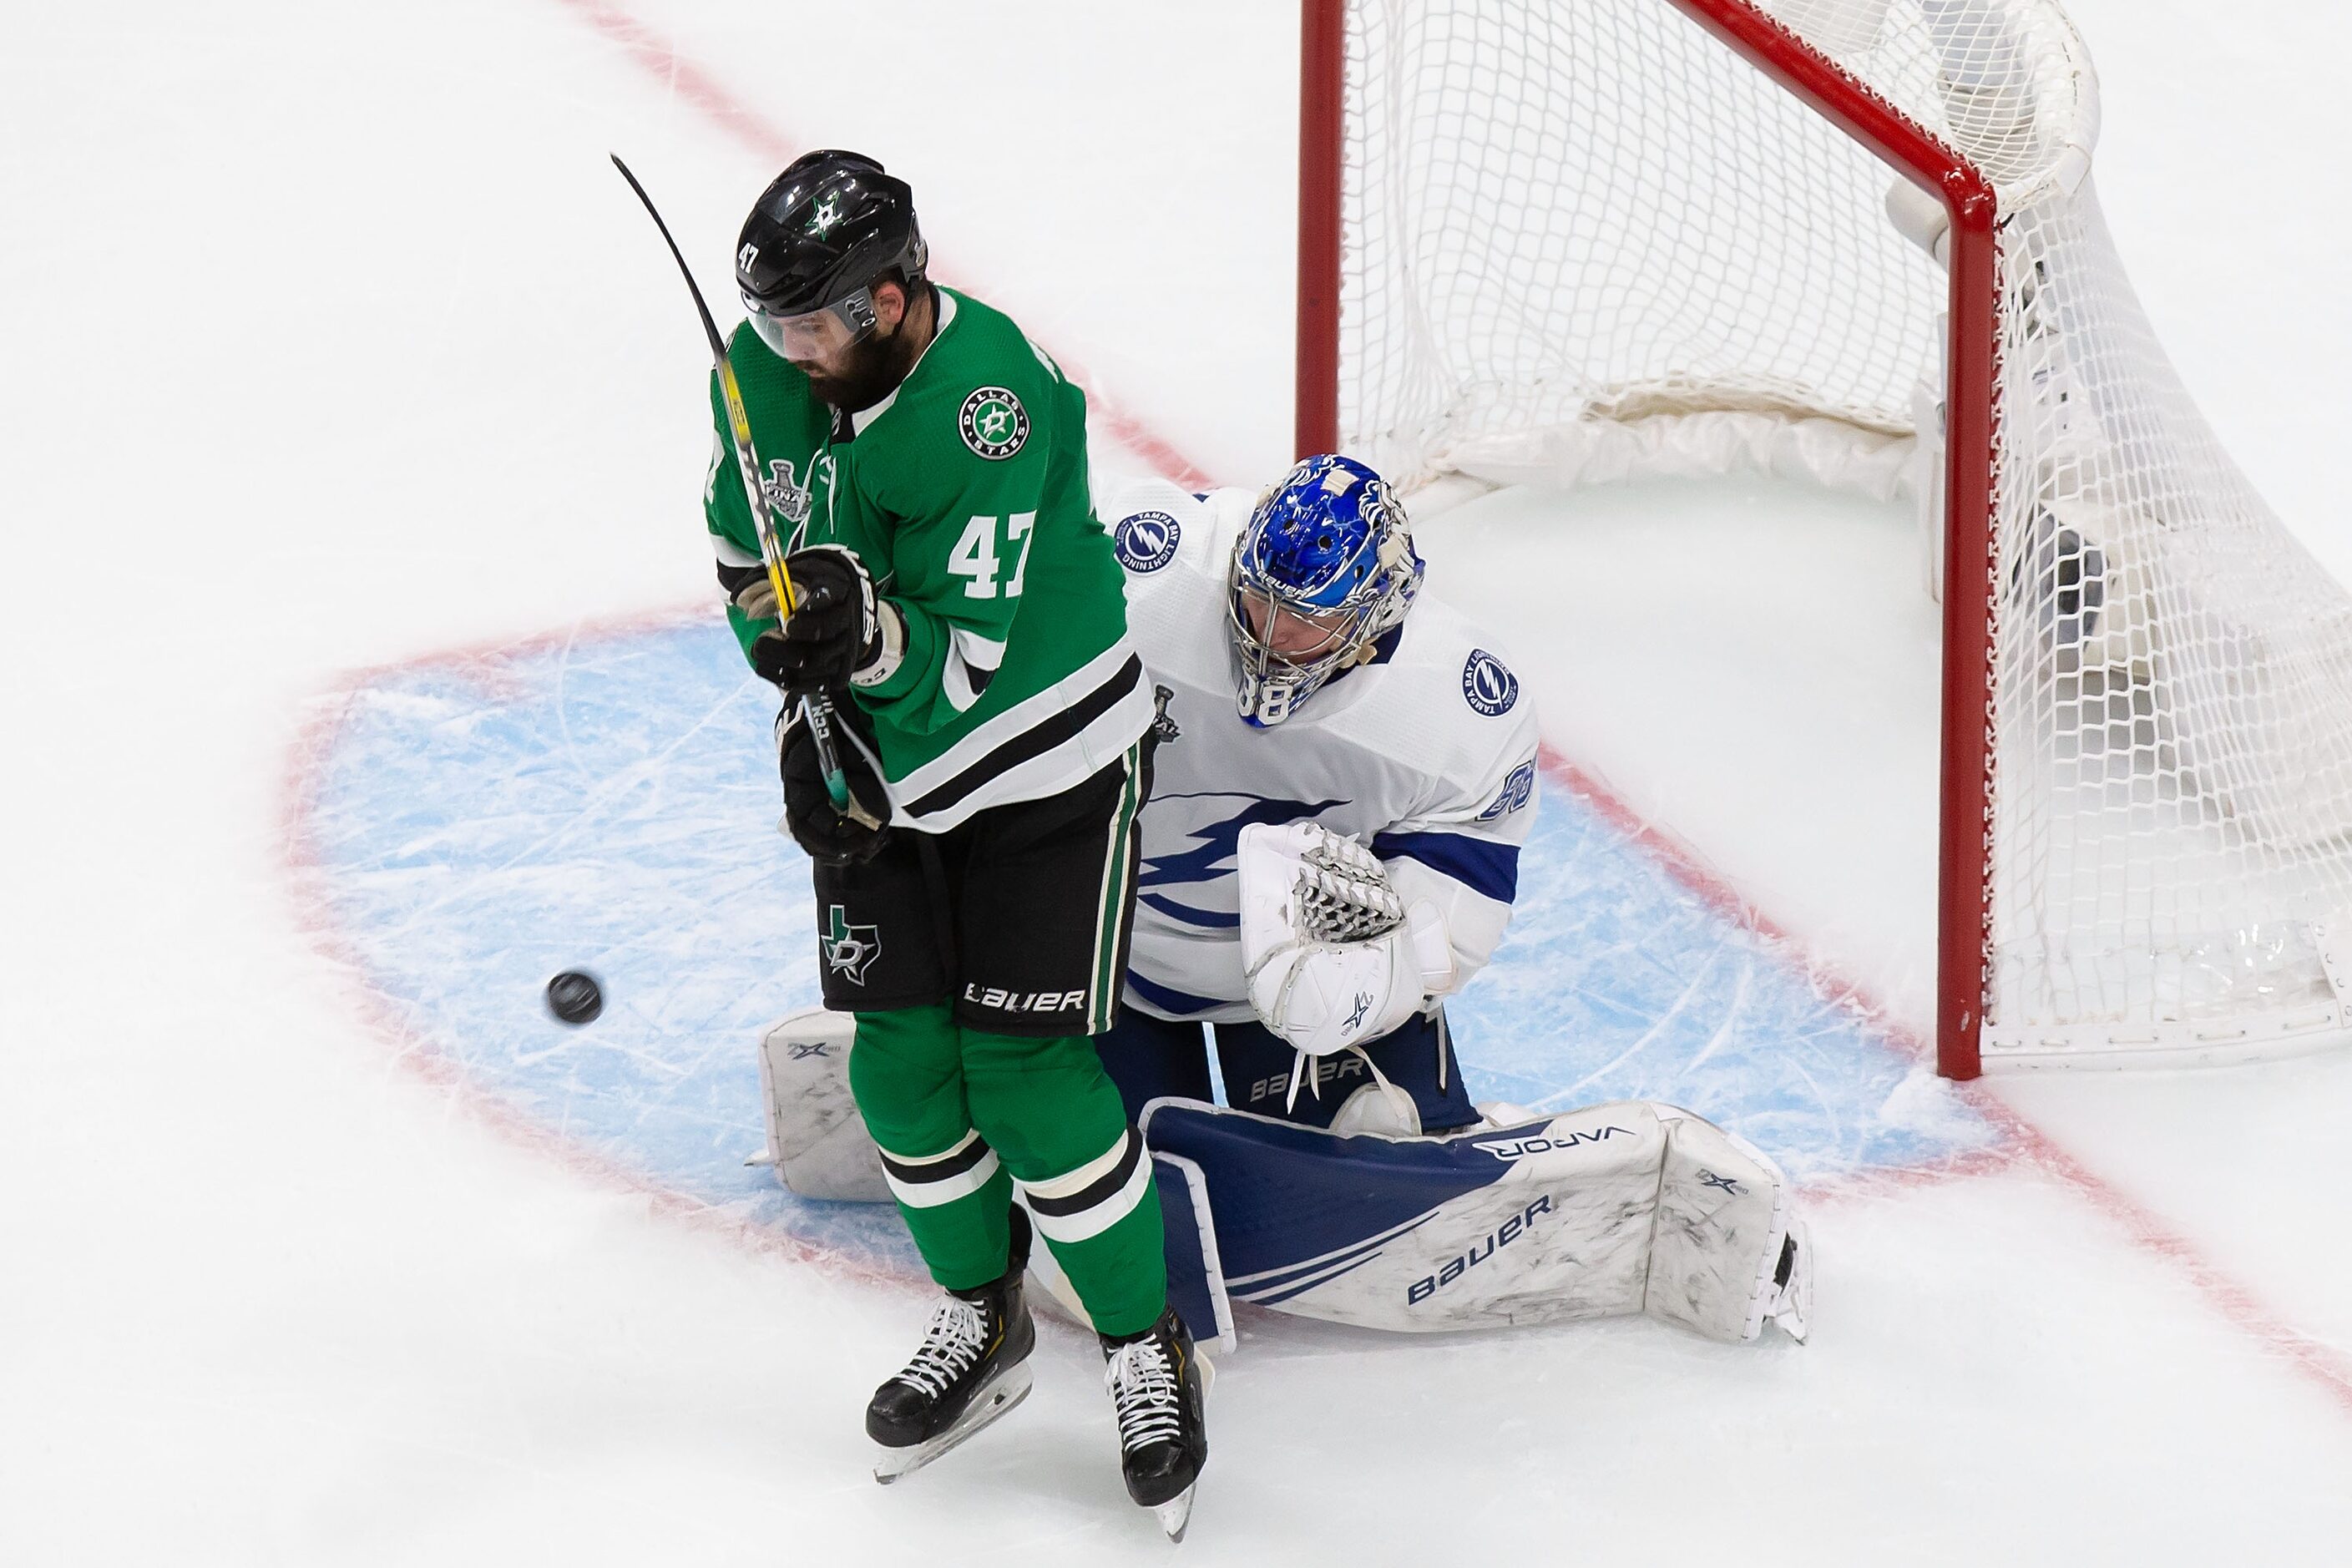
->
[1295, 0, 2352, 1077]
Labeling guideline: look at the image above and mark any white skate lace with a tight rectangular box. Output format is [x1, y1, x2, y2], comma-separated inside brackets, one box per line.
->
[893, 1297, 989, 1399]
[1104, 1338, 1183, 1453]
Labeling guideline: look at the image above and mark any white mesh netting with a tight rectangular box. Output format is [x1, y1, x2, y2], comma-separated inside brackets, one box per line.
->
[1337, 0, 2352, 1065]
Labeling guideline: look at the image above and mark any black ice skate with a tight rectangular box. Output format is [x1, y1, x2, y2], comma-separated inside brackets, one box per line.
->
[1100, 1306, 1211, 1541]
[867, 1210, 1037, 1484]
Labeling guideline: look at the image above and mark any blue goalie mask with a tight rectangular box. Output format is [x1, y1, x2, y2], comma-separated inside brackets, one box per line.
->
[1228, 453, 1424, 726]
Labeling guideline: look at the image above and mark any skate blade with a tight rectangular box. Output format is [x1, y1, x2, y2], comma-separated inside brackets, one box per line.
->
[1773, 1222, 1814, 1345]
[1154, 1485, 1197, 1543]
[1776, 1300, 1813, 1346]
[1151, 1349, 1211, 1540]
[871, 1362, 1034, 1485]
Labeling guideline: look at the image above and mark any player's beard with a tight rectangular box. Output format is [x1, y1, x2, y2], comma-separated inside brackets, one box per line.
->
[802, 295, 929, 413]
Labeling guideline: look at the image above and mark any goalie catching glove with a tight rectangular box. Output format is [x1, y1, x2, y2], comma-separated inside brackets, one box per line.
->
[1237, 822, 1454, 1060]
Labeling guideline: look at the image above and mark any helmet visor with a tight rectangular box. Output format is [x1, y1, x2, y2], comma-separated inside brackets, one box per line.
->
[744, 286, 878, 361]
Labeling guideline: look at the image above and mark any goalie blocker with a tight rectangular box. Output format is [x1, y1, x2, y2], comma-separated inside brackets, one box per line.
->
[756, 1009, 1810, 1344]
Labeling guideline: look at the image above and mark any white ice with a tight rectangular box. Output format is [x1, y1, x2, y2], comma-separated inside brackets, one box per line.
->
[7, 1, 2351, 1563]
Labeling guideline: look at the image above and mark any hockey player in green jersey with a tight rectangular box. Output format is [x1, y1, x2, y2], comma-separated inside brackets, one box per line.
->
[700, 150, 1205, 1535]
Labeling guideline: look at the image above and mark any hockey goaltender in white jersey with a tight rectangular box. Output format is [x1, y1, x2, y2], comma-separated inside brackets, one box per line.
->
[1093, 469, 1540, 1136]
[755, 456, 1812, 1348]
[1114, 480, 1537, 1015]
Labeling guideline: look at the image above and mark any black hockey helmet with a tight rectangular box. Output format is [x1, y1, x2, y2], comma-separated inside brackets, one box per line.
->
[735, 149, 928, 357]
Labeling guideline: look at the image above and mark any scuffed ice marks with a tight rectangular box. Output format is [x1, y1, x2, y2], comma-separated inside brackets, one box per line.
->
[300, 618, 2000, 1265]
[1450, 788, 1998, 1181]
[304, 620, 920, 1267]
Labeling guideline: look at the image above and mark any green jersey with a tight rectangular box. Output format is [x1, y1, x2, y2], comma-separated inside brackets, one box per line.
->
[704, 287, 1151, 831]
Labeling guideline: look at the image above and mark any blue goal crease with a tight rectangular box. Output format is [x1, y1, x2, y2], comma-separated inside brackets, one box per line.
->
[301, 619, 2001, 1271]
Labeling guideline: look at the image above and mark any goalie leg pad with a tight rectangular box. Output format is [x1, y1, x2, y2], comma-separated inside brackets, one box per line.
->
[1140, 1097, 1670, 1332]
[1025, 1155, 1237, 1356]
[1646, 1109, 1799, 1344]
[1141, 1097, 1807, 1341]
[1151, 1151, 1238, 1354]
[757, 1008, 892, 1202]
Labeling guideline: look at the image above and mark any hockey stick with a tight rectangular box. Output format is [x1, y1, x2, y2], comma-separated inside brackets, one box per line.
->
[610, 154, 879, 828]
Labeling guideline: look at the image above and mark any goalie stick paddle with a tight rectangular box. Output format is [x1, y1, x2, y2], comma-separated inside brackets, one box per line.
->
[609, 153, 875, 826]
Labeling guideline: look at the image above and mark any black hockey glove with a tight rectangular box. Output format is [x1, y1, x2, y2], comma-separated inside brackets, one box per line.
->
[777, 696, 892, 865]
[750, 544, 901, 701]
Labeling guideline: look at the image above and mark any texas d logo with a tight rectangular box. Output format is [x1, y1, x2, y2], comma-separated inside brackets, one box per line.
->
[823, 904, 882, 986]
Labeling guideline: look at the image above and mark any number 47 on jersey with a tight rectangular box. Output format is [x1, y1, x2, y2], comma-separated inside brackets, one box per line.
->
[948, 512, 1037, 599]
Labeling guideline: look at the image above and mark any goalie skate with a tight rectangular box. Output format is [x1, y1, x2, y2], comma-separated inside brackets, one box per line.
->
[1764, 1221, 1813, 1345]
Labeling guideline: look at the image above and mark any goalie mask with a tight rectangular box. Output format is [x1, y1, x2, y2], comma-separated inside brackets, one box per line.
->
[1228, 454, 1424, 726]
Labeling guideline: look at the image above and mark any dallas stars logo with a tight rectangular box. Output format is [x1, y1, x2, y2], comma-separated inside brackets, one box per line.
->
[958, 386, 1029, 460]
[807, 193, 842, 239]
[822, 905, 882, 986]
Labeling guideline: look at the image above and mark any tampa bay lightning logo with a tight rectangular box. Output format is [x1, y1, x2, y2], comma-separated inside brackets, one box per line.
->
[1114, 509, 1181, 573]
[1461, 649, 1519, 716]
[1138, 793, 1345, 930]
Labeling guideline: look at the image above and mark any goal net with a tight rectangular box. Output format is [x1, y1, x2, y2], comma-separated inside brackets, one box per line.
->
[1299, 0, 2352, 1075]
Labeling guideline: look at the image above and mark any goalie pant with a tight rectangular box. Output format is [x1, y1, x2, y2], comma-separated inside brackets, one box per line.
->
[1095, 1004, 1478, 1135]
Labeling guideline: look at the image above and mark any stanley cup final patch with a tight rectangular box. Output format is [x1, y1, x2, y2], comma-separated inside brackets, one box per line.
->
[959, 387, 1029, 459]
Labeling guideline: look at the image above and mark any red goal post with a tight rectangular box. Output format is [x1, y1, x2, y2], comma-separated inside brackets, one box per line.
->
[1296, 0, 2352, 1079]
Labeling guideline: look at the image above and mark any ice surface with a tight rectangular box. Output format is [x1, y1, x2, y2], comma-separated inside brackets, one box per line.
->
[9, 1, 2352, 1563]
[296, 615, 1999, 1215]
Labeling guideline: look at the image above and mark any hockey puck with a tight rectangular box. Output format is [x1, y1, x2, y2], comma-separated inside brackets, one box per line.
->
[544, 970, 604, 1025]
